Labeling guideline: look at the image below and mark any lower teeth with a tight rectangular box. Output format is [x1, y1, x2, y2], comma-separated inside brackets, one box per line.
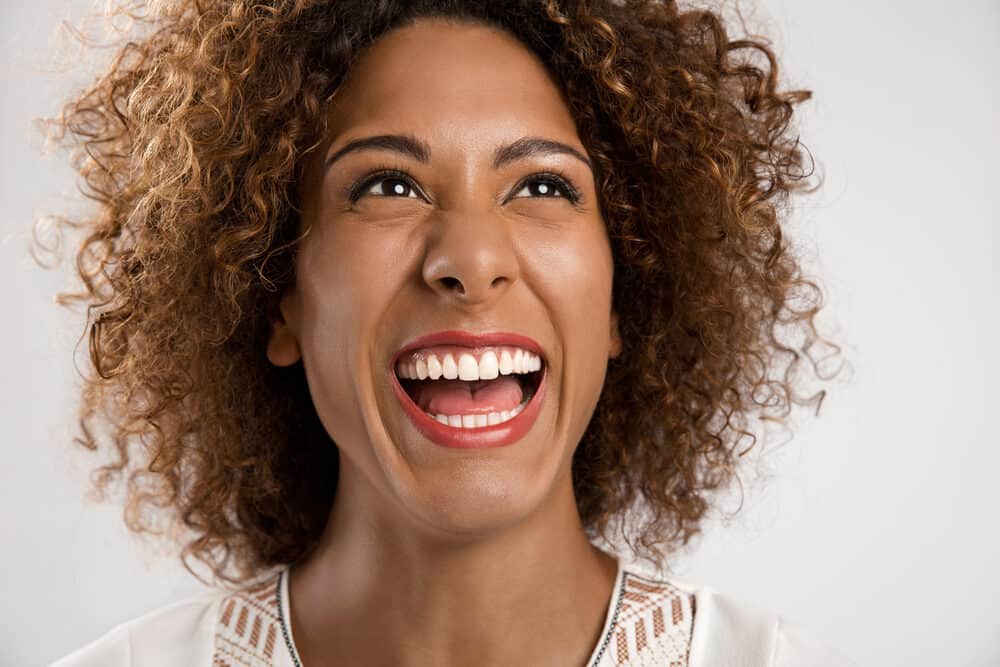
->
[429, 401, 528, 428]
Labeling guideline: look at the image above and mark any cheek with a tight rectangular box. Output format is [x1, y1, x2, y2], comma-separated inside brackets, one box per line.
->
[526, 224, 614, 319]
[297, 223, 412, 343]
[525, 225, 615, 443]
[524, 223, 615, 374]
[293, 228, 408, 439]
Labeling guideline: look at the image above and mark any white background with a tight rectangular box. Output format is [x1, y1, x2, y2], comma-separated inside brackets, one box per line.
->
[3, 0, 998, 665]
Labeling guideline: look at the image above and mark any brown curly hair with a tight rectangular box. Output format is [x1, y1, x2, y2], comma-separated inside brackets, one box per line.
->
[34, 0, 841, 586]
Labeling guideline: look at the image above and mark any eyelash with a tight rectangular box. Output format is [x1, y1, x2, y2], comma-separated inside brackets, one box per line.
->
[346, 165, 419, 203]
[521, 169, 582, 204]
[345, 164, 583, 205]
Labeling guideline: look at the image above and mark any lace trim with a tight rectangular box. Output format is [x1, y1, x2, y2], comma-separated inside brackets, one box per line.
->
[601, 570, 695, 666]
[211, 574, 282, 666]
[210, 566, 695, 666]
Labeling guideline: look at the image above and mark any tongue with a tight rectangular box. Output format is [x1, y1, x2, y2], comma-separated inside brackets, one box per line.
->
[409, 376, 524, 415]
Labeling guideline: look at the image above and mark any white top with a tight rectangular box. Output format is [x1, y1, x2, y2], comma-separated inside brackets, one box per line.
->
[51, 559, 856, 666]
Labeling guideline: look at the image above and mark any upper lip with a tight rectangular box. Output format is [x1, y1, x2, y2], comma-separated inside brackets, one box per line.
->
[392, 330, 547, 367]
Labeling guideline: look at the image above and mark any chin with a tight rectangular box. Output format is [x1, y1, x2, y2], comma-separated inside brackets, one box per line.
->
[389, 462, 558, 542]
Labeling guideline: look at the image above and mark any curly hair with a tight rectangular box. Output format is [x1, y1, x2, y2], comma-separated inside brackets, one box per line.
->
[34, 0, 841, 586]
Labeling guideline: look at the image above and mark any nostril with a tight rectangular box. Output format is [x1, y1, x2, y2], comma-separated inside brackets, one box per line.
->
[440, 276, 463, 293]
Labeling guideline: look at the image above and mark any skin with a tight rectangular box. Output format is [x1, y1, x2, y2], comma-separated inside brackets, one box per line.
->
[267, 18, 623, 666]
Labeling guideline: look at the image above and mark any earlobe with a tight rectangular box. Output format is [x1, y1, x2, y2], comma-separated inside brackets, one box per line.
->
[266, 293, 302, 367]
[609, 310, 622, 359]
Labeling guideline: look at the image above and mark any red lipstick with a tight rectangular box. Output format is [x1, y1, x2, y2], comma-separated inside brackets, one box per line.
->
[390, 330, 548, 449]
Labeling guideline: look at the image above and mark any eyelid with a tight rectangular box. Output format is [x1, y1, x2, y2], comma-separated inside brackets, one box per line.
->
[344, 164, 585, 206]
[507, 170, 583, 205]
[346, 166, 429, 203]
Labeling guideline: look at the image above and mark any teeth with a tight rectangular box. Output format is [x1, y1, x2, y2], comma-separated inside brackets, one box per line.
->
[478, 351, 499, 380]
[429, 402, 527, 429]
[395, 347, 542, 380]
[499, 349, 513, 375]
[521, 350, 532, 373]
[427, 354, 442, 380]
[457, 353, 479, 381]
[442, 354, 459, 380]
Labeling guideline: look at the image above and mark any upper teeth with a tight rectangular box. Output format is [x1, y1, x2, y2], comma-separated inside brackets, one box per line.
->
[395, 346, 543, 381]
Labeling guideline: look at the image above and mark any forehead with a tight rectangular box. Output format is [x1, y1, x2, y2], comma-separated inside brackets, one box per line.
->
[324, 18, 581, 150]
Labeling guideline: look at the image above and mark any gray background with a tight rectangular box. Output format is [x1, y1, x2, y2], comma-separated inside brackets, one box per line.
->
[3, 0, 998, 665]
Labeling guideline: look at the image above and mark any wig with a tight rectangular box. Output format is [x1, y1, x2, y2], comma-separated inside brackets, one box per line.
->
[35, 0, 841, 585]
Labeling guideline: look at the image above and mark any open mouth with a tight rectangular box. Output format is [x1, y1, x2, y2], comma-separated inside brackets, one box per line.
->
[394, 347, 545, 429]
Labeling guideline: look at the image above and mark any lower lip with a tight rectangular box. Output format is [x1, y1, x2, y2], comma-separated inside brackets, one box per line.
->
[390, 369, 548, 449]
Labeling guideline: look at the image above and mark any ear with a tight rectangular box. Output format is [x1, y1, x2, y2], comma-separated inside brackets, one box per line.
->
[266, 290, 302, 367]
[608, 310, 622, 359]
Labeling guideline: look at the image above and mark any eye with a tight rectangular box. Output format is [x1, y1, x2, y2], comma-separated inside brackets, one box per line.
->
[349, 170, 423, 202]
[510, 173, 580, 203]
[362, 176, 419, 198]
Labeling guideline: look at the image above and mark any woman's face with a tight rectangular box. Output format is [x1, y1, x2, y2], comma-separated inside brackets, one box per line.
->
[270, 18, 621, 540]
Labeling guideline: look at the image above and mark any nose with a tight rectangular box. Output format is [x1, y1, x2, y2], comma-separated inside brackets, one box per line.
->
[421, 208, 519, 307]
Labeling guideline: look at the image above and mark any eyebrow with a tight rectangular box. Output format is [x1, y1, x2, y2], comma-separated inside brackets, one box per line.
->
[493, 137, 593, 172]
[324, 134, 431, 171]
[323, 134, 593, 174]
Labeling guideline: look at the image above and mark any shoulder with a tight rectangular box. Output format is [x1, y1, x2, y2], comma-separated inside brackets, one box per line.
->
[624, 568, 856, 667]
[679, 583, 856, 667]
[51, 570, 292, 667]
[49, 587, 228, 667]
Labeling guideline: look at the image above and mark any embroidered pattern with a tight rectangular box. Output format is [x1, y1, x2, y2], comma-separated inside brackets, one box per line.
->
[600, 571, 696, 667]
[212, 573, 283, 666]
[210, 567, 695, 666]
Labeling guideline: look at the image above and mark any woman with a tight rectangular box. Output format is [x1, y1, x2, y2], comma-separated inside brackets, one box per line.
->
[45, 0, 849, 664]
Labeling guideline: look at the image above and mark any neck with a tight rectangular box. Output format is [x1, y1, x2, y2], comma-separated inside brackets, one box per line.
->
[287, 458, 619, 667]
